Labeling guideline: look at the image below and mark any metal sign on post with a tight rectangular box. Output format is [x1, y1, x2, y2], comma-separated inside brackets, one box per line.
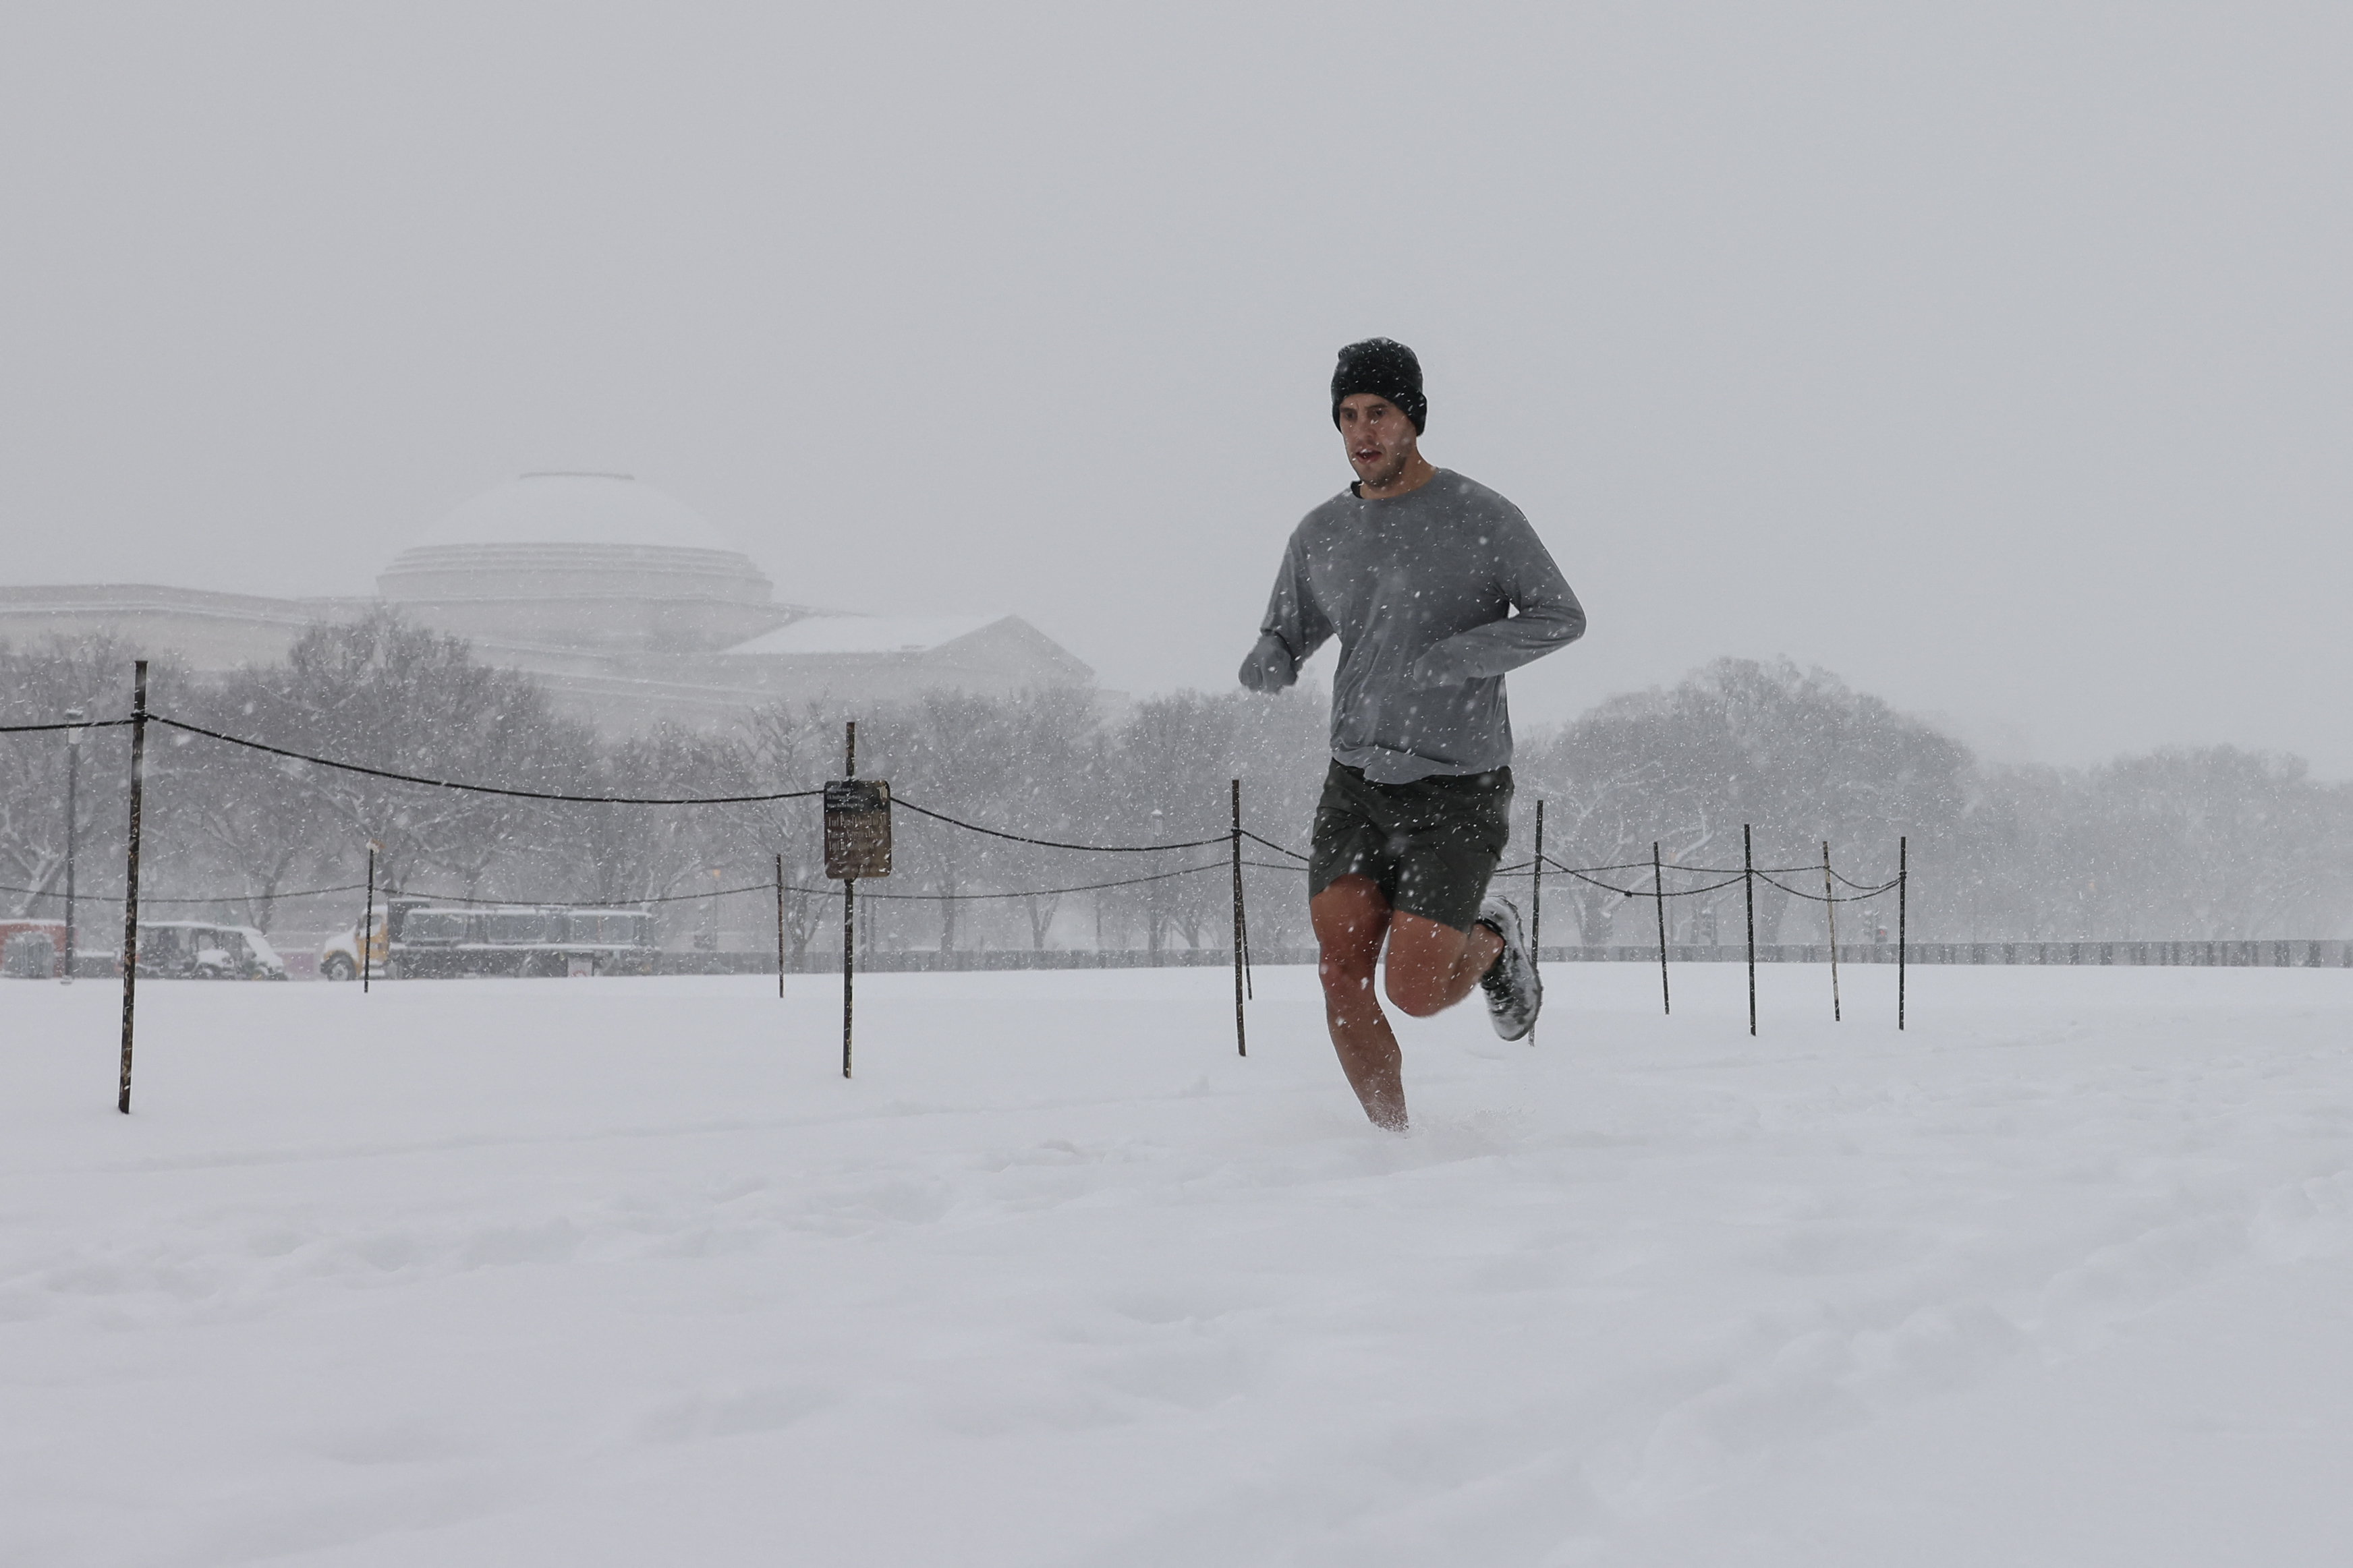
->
[823, 780, 893, 879]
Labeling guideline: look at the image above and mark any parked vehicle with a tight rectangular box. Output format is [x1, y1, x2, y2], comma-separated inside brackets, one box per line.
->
[1, 921, 65, 978]
[1, 920, 117, 979]
[320, 898, 658, 979]
[136, 921, 288, 981]
[318, 909, 388, 982]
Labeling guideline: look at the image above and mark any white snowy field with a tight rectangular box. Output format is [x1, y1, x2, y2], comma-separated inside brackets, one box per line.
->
[5, 963, 2353, 1567]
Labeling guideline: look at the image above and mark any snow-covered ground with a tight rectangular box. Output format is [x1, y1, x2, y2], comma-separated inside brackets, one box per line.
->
[5, 961, 2352, 1567]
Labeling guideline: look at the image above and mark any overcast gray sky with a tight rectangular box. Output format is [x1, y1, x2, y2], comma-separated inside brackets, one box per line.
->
[5, 3, 2347, 772]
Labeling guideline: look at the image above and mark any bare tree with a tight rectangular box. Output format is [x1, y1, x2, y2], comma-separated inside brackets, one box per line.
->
[0, 637, 154, 923]
[183, 611, 596, 906]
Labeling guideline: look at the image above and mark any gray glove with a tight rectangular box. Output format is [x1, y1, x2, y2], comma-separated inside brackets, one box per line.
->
[1237, 633, 1299, 693]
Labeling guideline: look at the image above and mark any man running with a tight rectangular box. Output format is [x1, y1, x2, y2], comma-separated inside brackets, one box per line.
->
[1239, 339, 1586, 1130]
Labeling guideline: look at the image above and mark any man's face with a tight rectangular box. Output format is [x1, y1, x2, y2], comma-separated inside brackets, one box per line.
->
[1336, 394, 1418, 489]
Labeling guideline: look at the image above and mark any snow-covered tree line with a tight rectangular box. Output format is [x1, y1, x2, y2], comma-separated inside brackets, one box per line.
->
[3, 626, 2348, 950]
[1508, 658, 2353, 946]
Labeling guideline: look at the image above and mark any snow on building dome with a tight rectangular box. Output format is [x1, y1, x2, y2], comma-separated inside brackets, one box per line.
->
[412, 473, 741, 553]
[379, 473, 786, 655]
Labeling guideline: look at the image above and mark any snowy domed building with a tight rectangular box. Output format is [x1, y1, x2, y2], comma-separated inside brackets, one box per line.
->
[378, 474, 788, 655]
[0, 473, 1092, 732]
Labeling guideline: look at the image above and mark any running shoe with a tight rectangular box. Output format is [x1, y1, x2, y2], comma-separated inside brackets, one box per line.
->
[1477, 896, 1542, 1041]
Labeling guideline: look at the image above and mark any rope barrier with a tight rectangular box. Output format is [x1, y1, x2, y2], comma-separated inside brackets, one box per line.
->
[1541, 856, 1900, 900]
[1543, 859, 1834, 879]
[2, 862, 1250, 922]
[147, 716, 828, 806]
[1755, 871, 1902, 904]
[1649, 873, 1741, 897]
[1644, 861, 1832, 877]
[383, 863, 1236, 908]
[0, 717, 135, 734]
[1541, 857, 1749, 898]
[1, 879, 762, 913]
[0, 855, 1863, 914]
[892, 796, 1229, 853]
[384, 881, 771, 909]
[0, 853, 1885, 933]
[0, 878, 372, 907]
[1548, 869, 1641, 897]
[805, 861, 1228, 902]
[1241, 830, 1311, 861]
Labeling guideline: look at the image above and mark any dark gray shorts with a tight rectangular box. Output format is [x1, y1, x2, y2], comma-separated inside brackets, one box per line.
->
[1307, 760, 1513, 933]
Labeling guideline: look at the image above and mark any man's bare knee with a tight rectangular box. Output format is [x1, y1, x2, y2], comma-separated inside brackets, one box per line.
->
[1320, 952, 1381, 1003]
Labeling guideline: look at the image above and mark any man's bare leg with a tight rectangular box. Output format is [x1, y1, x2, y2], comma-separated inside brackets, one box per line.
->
[1311, 877, 1507, 1130]
[1381, 910, 1504, 1019]
[1311, 875, 1409, 1130]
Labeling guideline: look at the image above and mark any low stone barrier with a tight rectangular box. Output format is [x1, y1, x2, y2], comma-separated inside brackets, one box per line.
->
[653, 939, 2353, 975]
[1534, 939, 2353, 968]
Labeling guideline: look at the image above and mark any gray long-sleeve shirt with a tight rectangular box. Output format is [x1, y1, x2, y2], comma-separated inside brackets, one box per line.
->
[1239, 469, 1585, 784]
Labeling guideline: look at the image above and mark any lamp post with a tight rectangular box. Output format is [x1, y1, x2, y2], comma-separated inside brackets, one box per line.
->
[62, 707, 84, 984]
[362, 840, 382, 992]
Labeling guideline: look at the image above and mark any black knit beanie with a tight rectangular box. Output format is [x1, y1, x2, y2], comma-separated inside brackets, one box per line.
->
[1330, 338, 1427, 434]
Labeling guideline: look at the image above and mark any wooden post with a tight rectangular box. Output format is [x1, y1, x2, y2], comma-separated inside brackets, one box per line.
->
[1528, 799, 1543, 1047]
[1742, 823, 1757, 1039]
[775, 852, 786, 998]
[842, 721, 855, 1080]
[1652, 841, 1670, 1016]
[117, 661, 148, 1114]
[1822, 840, 1841, 1022]
[1230, 779, 1246, 1057]
[63, 709, 81, 983]
[362, 841, 378, 993]
[1898, 835, 1908, 1031]
[841, 879, 855, 1076]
